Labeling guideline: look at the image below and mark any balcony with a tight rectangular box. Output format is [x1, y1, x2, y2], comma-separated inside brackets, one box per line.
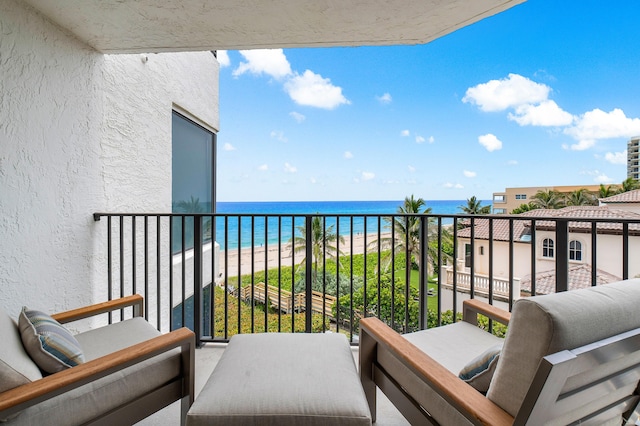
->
[493, 194, 507, 203]
[90, 210, 640, 424]
[92, 210, 640, 341]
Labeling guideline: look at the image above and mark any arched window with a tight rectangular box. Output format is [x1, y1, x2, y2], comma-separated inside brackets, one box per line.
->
[569, 240, 582, 261]
[542, 238, 554, 258]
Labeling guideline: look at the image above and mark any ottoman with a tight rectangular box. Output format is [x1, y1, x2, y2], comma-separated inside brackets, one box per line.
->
[186, 333, 372, 425]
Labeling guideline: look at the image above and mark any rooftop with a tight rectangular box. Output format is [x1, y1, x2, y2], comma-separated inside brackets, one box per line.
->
[520, 264, 621, 295]
[458, 206, 640, 242]
[600, 189, 640, 204]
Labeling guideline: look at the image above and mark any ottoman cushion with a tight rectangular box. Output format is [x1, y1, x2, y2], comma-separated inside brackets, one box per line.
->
[187, 333, 371, 425]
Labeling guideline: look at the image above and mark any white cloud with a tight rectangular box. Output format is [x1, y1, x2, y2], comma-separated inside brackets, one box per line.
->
[361, 171, 375, 181]
[257, 164, 268, 171]
[478, 134, 503, 152]
[463, 170, 477, 178]
[604, 150, 627, 165]
[270, 130, 287, 142]
[216, 50, 230, 67]
[284, 70, 350, 109]
[289, 111, 306, 123]
[415, 135, 425, 144]
[428, 136, 435, 144]
[507, 160, 518, 165]
[233, 49, 292, 79]
[376, 93, 392, 104]
[223, 142, 236, 151]
[408, 165, 416, 173]
[595, 173, 614, 183]
[443, 182, 464, 189]
[463, 73, 550, 112]
[564, 108, 640, 150]
[310, 177, 317, 184]
[508, 100, 574, 127]
[400, 130, 410, 137]
[344, 151, 354, 159]
[284, 162, 297, 173]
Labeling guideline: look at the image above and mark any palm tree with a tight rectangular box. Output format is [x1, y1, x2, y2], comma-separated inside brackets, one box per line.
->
[374, 195, 452, 275]
[459, 196, 491, 214]
[531, 189, 564, 209]
[620, 177, 640, 193]
[510, 202, 538, 214]
[173, 195, 206, 213]
[565, 188, 597, 206]
[289, 215, 345, 279]
[172, 196, 212, 240]
[598, 184, 617, 199]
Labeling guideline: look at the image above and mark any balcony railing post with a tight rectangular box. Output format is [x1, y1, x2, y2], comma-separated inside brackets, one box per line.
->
[555, 219, 568, 293]
[305, 215, 313, 333]
[419, 216, 428, 330]
[193, 215, 203, 346]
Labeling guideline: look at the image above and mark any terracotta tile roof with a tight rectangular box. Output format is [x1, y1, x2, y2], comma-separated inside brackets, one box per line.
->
[520, 264, 621, 295]
[457, 218, 530, 242]
[531, 206, 640, 234]
[459, 207, 640, 241]
[599, 189, 640, 203]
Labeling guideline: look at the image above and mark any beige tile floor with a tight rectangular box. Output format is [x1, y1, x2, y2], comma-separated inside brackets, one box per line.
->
[137, 342, 410, 425]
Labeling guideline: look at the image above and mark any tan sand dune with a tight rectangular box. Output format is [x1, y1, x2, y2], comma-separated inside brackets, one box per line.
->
[218, 232, 391, 278]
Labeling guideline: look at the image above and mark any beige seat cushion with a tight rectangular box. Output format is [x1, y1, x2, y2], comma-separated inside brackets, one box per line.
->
[9, 318, 181, 426]
[379, 321, 504, 425]
[403, 321, 504, 375]
[487, 278, 640, 417]
[187, 333, 371, 426]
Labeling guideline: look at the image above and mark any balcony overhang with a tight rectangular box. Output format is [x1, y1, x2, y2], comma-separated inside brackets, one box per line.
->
[20, 0, 525, 53]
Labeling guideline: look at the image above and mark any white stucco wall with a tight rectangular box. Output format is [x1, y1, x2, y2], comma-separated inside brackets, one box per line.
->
[456, 239, 531, 279]
[1, 0, 104, 318]
[0, 0, 219, 328]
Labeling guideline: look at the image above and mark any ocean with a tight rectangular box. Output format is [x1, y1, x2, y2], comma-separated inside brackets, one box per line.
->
[213, 200, 490, 250]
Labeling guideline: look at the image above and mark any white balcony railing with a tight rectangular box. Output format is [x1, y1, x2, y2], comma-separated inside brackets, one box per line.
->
[444, 266, 520, 302]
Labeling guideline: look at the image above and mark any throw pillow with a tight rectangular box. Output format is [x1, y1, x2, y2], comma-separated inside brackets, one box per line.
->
[18, 307, 85, 374]
[458, 343, 502, 393]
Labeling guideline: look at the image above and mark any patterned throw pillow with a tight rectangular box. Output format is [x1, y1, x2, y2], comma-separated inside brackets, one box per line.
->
[18, 308, 85, 374]
[458, 343, 502, 393]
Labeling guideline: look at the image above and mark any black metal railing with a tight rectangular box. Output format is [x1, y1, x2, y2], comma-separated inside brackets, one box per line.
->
[93, 212, 640, 345]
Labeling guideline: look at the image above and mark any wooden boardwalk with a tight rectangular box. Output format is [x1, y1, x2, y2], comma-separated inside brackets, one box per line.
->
[239, 282, 337, 318]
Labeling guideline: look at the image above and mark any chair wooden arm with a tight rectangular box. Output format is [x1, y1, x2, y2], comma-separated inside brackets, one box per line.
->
[52, 294, 143, 324]
[0, 327, 195, 419]
[463, 299, 511, 326]
[360, 317, 513, 426]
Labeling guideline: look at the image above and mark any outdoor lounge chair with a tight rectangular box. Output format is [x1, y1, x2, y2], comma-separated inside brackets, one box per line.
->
[0, 294, 195, 425]
[359, 278, 640, 425]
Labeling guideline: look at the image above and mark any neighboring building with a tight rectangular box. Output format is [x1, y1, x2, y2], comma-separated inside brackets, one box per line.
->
[447, 205, 640, 306]
[492, 185, 602, 214]
[628, 136, 640, 181]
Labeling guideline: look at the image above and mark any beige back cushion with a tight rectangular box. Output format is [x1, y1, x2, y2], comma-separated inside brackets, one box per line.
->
[487, 278, 640, 417]
[0, 306, 43, 393]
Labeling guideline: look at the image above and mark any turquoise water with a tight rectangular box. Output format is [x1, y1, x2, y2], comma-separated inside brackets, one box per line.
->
[213, 200, 489, 250]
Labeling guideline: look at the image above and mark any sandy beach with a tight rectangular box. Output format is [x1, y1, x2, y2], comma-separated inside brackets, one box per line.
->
[218, 232, 391, 277]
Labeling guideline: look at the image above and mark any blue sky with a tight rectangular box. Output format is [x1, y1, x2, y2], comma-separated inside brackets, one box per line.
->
[215, 0, 640, 202]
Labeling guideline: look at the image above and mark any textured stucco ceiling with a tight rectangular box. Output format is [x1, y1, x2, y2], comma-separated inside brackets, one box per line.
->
[21, 0, 525, 53]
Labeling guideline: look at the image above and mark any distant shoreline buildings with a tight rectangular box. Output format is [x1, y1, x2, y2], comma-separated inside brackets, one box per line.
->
[629, 136, 640, 181]
[491, 185, 602, 214]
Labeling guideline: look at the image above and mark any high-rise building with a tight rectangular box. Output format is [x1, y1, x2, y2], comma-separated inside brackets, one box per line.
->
[628, 136, 640, 181]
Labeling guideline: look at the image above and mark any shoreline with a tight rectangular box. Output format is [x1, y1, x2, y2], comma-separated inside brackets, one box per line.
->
[218, 232, 391, 277]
